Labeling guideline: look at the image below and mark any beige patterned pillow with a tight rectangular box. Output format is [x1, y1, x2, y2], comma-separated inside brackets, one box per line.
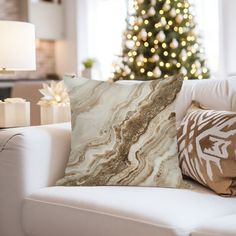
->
[57, 75, 185, 187]
[178, 102, 236, 196]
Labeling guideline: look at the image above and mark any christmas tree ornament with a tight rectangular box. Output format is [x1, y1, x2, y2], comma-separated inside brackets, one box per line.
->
[163, 2, 171, 12]
[180, 49, 187, 61]
[156, 31, 166, 42]
[122, 71, 128, 77]
[151, 0, 157, 6]
[176, 14, 184, 24]
[124, 66, 131, 75]
[126, 40, 135, 49]
[136, 54, 144, 62]
[170, 39, 179, 49]
[181, 49, 187, 57]
[150, 54, 160, 62]
[129, 16, 135, 26]
[195, 60, 201, 68]
[169, 8, 176, 17]
[153, 67, 162, 78]
[197, 68, 202, 75]
[181, 67, 187, 75]
[160, 17, 167, 26]
[136, 17, 143, 25]
[124, 57, 129, 62]
[173, 60, 178, 65]
[139, 29, 148, 40]
[148, 7, 156, 17]
[122, 56, 129, 63]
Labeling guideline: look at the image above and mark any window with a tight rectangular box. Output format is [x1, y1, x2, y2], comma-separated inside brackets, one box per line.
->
[81, 0, 220, 79]
[86, 0, 127, 80]
[190, 0, 220, 76]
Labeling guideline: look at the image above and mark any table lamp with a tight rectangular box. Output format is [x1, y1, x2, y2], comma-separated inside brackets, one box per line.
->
[0, 21, 36, 73]
[0, 21, 36, 128]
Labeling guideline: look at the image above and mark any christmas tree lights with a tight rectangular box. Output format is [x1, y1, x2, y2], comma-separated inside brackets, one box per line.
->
[112, 0, 210, 81]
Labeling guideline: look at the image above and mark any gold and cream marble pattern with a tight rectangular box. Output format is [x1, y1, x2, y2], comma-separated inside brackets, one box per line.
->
[57, 75, 185, 187]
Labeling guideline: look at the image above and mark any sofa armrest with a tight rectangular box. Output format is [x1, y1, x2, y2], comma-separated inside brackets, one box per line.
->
[0, 123, 71, 236]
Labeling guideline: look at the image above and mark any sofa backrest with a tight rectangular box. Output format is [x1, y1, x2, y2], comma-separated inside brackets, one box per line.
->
[118, 78, 236, 126]
[175, 79, 236, 125]
[228, 78, 236, 111]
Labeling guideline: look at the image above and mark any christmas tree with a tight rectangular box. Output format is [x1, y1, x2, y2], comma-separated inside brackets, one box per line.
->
[112, 0, 210, 81]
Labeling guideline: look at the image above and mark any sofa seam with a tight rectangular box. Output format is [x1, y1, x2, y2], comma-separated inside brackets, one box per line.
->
[23, 197, 190, 235]
[0, 133, 23, 152]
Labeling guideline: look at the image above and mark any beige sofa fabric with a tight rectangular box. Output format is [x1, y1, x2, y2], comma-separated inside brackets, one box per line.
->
[175, 79, 231, 127]
[1, 78, 236, 236]
[0, 123, 71, 236]
[22, 184, 236, 236]
[192, 214, 236, 236]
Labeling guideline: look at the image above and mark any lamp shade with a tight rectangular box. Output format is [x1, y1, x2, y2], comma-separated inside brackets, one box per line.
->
[0, 21, 36, 71]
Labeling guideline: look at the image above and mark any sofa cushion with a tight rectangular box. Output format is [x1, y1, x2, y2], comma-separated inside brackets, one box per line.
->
[57, 75, 185, 187]
[192, 214, 236, 236]
[178, 102, 236, 196]
[0, 123, 71, 236]
[22, 183, 236, 236]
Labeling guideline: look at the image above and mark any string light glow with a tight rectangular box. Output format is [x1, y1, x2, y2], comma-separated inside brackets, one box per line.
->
[151, 48, 156, 53]
[162, 42, 167, 48]
[112, 0, 210, 81]
[160, 61, 164, 67]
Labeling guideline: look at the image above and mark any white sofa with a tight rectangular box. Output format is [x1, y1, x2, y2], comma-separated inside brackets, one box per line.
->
[1, 79, 236, 236]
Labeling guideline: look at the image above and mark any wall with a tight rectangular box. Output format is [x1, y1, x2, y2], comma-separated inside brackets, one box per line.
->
[55, 0, 93, 78]
[0, 0, 19, 20]
[76, 0, 89, 73]
[43, 0, 236, 79]
[2, 0, 236, 79]
[0, 0, 56, 79]
[220, 0, 236, 78]
[55, 0, 79, 78]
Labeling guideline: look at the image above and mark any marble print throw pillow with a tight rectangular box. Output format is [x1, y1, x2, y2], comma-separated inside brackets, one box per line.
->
[178, 102, 236, 196]
[57, 75, 185, 187]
